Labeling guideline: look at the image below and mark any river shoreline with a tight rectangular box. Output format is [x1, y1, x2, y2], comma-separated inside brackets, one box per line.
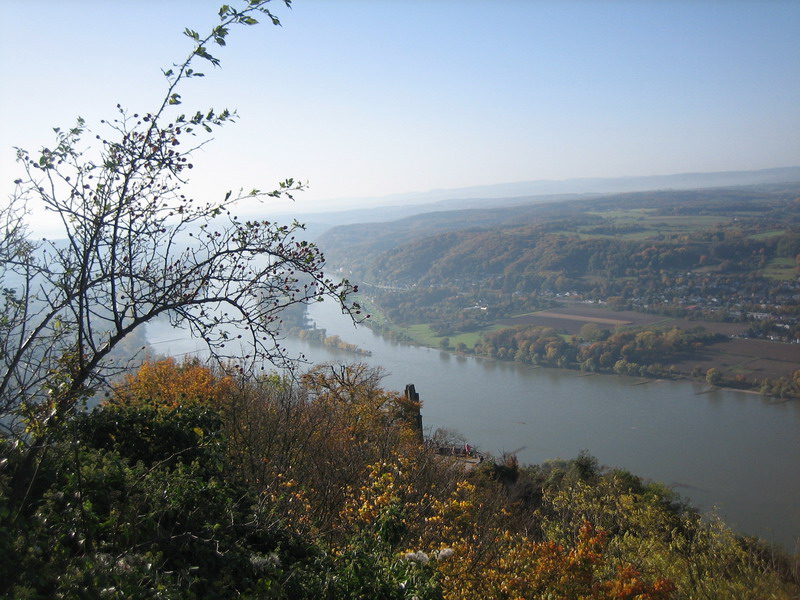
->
[146, 304, 800, 550]
[390, 337, 798, 402]
[356, 302, 799, 401]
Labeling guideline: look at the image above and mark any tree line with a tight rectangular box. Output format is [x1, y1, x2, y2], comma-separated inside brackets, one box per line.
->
[471, 324, 723, 378]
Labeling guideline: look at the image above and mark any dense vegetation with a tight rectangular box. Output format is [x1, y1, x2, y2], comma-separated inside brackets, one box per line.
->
[332, 189, 800, 325]
[473, 323, 723, 377]
[1, 358, 797, 598]
[323, 186, 800, 317]
[324, 186, 800, 292]
[2, 2, 798, 596]
[320, 185, 800, 394]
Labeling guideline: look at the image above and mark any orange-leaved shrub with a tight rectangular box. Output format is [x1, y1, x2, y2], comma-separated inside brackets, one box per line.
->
[109, 357, 235, 410]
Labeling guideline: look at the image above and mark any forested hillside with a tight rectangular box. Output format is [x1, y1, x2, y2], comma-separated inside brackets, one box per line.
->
[2, 358, 797, 598]
[319, 184, 800, 394]
[321, 185, 800, 286]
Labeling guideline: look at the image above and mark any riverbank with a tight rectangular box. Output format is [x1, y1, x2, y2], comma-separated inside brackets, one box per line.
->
[146, 301, 800, 550]
[355, 295, 800, 399]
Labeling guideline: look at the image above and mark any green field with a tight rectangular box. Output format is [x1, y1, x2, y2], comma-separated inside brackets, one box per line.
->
[749, 229, 786, 240]
[558, 213, 736, 241]
[352, 294, 390, 326]
[585, 209, 657, 219]
[353, 295, 493, 349]
[763, 257, 797, 281]
[405, 324, 439, 345]
[405, 324, 499, 349]
[569, 230, 655, 241]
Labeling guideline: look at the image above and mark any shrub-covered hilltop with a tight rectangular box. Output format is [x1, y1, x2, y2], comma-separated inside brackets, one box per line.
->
[2, 358, 797, 599]
[1, 0, 797, 596]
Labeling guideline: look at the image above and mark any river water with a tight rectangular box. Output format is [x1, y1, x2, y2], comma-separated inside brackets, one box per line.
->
[146, 299, 800, 552]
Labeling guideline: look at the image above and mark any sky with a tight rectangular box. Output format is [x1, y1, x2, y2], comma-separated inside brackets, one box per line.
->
[1, 0, 799, 217]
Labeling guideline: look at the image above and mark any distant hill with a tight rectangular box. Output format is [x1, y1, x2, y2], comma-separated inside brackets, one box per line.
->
[393, 166, 800, 204]
[282, 166, 800, 238]
[317, 182, 800, 279]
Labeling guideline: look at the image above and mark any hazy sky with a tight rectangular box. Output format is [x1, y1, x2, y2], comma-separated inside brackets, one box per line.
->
[1, 0, 799, 214]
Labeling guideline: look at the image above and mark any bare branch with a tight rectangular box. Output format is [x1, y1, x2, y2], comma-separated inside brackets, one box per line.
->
[1, 1, 356, 506]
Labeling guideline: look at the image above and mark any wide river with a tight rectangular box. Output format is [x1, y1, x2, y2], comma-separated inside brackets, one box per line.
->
[147, 299, 800, 552]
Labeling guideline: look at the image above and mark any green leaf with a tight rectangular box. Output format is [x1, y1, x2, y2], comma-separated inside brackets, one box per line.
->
[194, 46, 220, 67]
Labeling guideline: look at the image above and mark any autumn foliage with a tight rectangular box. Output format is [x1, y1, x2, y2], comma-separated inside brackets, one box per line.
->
[2, 359, 797, 598]
[109, 357, 236, 410]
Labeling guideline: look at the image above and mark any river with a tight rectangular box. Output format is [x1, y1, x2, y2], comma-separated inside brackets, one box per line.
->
[146, 299, 800, 552]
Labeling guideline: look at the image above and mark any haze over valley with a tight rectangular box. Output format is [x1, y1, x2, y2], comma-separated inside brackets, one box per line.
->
[2, 1, 800, 596]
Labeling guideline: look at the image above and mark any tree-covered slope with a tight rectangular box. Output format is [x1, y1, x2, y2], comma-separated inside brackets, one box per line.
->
[2, 358, 797, 598]
[320, 184, 800, 285]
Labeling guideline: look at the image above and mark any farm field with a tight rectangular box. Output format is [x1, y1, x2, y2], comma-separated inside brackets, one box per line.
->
[763, 257, 797, 280]
[500, 305, 662, 332]
[673, 338, 800, 382]
[342, 185, 800, 391]
[499, 303, 799, 382]
[363, 294, 799, 384]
